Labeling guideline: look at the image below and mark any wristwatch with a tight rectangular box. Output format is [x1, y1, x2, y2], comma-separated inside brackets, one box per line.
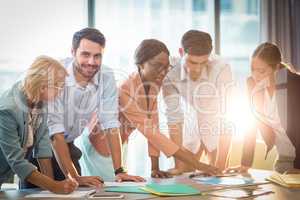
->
[114, 166, 127, 175]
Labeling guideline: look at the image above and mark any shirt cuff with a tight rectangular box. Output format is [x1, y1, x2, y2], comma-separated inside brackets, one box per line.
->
[16, 164, 37, 182]
[101, 121, 120, 130]
[48, 124, 65, 138]
[166, 119, 184, 125]
[166, 113, 184, 124]
[33, 148, 53, 159]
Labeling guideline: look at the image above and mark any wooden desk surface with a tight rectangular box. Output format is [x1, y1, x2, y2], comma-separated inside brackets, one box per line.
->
[1, 169, 300, 200]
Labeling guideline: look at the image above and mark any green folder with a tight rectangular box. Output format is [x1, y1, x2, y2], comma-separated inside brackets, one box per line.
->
[104, 186, 150, 194]
[141, 183, 201, 196]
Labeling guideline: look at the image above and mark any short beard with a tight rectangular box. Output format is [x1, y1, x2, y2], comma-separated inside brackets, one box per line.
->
[73, 61, 100, 81]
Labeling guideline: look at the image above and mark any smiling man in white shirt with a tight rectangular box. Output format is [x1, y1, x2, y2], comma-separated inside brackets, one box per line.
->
[48, 28, 144, 187]
[162, 30, 234, 174]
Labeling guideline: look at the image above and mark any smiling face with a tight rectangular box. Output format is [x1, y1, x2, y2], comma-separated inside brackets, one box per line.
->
[251, 57, 275, 83]
[181, 52, 210, 81]
[72, 38, 104, 81]
[139, 51, 170, 86]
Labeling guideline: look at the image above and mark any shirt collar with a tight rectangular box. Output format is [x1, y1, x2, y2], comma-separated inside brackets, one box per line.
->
[180, 59, 187, 81]
[65, 58, 99, 89]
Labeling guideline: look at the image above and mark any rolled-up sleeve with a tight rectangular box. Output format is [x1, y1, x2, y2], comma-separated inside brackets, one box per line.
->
[0, 110, 37, 181]
[47, 91, 65, 138]
[162, 76, 184, 124]
[99, 70, 120, 130]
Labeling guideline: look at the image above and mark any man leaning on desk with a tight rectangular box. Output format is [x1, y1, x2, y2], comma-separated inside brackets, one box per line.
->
[47, 28, 145, 188]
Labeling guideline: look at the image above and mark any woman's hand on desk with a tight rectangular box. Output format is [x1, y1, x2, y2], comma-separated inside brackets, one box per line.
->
[151, 170, 173, 178]
[224, 165, 249, 174]
[27, 170, 78, 194]
[52, 178, 78, 194]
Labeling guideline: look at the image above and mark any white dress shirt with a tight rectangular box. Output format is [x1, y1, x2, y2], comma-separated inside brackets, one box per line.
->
[257, 79, 296, 158]
[162, 55, 234, 153]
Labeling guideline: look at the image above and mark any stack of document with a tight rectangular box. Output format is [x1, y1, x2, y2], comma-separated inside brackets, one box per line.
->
[141, 183, 201, 196]
[267, 172, 300, 188]
[105, 183, 201, 197]
[104, 181, 149, 194]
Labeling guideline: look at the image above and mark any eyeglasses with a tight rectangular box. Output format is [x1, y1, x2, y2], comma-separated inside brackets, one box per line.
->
[50, 85, 64, 90]
[148, 61, 173, 74]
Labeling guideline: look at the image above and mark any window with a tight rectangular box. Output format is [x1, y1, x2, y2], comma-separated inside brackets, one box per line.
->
[0, 0, 261, 177]
[192, 0, 207, 12]
[95, 0, 214, 82]
[221, 0, 233, 12]
[94, 0, 260, 176]
[220, 0, 260, 138]
[0, 0, 87, 93]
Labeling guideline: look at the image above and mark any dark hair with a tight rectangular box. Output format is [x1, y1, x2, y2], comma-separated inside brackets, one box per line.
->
[134, 39, 169, 65]
[181, 30, 212, 56]
[72, 28, 106, 51]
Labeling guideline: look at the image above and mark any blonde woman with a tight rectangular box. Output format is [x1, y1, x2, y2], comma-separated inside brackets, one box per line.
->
[0, 56, 78, 193]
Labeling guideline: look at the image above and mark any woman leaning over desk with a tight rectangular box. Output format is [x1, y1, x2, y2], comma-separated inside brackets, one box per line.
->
[118, 39, 220, 177]
[0, 56, 78, 193]
[226, 43, 299, 174]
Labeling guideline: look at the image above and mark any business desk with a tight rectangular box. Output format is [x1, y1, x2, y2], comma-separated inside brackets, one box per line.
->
[1, 169, 300, 200]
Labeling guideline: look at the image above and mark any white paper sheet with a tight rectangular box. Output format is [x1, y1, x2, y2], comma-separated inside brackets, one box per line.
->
[104, 181, 147, 187]
[25, 189, 96, 198]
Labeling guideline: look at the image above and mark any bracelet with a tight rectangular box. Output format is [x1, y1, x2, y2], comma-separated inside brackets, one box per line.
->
[114, 166, 127, 175]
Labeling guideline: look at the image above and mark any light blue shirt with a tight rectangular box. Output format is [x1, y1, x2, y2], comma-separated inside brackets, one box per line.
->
[47, 58, 120, 142]
[74, 127, 115, 181]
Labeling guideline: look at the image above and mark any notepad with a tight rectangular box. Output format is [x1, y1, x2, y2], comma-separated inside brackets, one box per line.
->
[141, 183, 201, 196]
[25, 189, 96, 198]
[267, 172, 300, 188]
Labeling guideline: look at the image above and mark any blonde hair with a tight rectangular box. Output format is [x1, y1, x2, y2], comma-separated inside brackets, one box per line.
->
[22, 56, 68, 103]
[252, 42, 296, 72]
